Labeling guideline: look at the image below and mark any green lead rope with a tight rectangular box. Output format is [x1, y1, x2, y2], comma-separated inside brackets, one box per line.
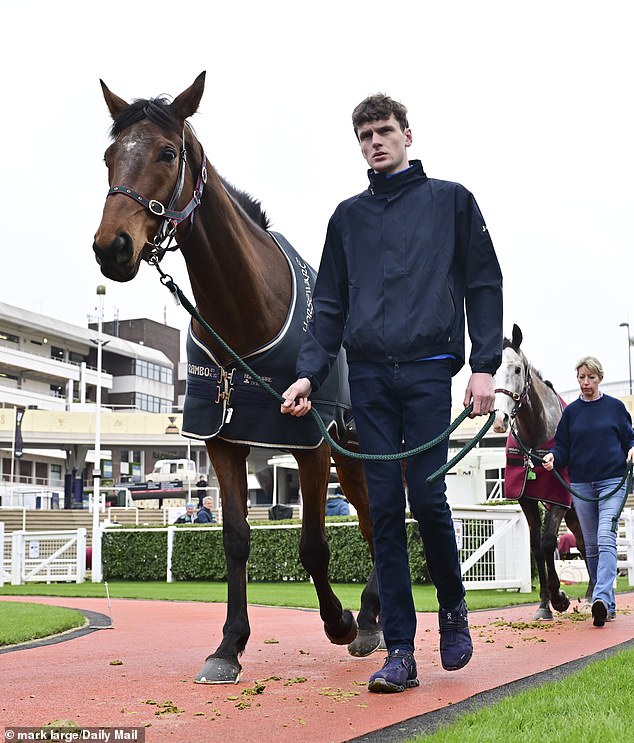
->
[157, 268, 495, 486]
[510, 425, 633, 533]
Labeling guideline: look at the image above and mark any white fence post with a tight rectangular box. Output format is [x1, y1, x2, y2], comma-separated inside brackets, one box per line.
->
[11, 531, 24, 585]
[166, 525, 176, 583]
[622, 508, 634, 586]
[0, 521, 4, 587]
[76, 527, 87, 584]
[92, 524, 103, 583]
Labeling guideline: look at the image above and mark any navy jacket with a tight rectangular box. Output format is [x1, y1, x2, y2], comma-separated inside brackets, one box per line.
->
[297, 161, 503, 389]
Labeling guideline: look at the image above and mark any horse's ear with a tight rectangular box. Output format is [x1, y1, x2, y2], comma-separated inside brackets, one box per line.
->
[100, 80, 129, 121]
[171, 71, 206, 121]
[512, 324, 523, 349]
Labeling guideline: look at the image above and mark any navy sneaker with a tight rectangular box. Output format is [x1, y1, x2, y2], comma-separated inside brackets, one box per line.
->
[591, 599, 608, 627]
[439, 599, 473, 671]
[368, 648, 420, 693]
[607, 610, 617, 621]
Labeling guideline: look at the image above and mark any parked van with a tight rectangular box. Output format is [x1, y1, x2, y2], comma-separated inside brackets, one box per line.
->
[144, 459, 197, 487]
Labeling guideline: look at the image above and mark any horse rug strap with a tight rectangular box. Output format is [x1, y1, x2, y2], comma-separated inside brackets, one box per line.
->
[181, 231, 353, 449]
[504, 432, 572, 508]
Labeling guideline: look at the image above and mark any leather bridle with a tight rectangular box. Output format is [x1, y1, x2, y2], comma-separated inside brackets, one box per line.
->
[495, 364, 532, 421]
[106, 127, 207, 262]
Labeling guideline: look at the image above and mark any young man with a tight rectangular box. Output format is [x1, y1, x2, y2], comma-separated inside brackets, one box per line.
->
[281, 94, 503, 692]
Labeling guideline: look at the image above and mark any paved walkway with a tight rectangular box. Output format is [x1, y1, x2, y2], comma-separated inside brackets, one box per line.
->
[1, 593, 633, 742]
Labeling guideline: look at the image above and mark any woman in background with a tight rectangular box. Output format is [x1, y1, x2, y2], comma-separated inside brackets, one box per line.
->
[543, 356, 634, 626]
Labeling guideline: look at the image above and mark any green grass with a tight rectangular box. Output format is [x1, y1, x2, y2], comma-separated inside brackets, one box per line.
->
[1, 578, 623, 611]
[410, 647, 634, 742]
[0, 602, 85, 646]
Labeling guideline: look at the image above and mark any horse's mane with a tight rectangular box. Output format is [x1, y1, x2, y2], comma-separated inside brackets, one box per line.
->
[109, 96, 270, 231]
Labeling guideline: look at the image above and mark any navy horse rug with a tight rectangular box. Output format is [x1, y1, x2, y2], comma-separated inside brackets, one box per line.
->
[182, 232, 352, 449]
[504, 432, 572, 508]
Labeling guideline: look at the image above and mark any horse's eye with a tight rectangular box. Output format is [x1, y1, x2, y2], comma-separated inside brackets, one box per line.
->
[103, 155, 109, 168]
[159, 147, 178, 163]
[514, 366, 521, 374]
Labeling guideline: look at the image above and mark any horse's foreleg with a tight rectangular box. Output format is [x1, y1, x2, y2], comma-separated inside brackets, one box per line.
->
[195, 440, 251, 685]
[564, 506, 594, 603]
[521, 500, 553, 620]
[333, 454, 383, 656]
[294, 445, 358, 646]
[543, 506, 570, 613]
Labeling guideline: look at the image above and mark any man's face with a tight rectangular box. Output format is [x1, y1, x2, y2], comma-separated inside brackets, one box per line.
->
[357, 115, 412, 174]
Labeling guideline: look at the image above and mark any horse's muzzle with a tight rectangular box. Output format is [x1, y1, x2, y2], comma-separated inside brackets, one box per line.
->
[493, 412, 509, 434]
[92, 233, 138, 282]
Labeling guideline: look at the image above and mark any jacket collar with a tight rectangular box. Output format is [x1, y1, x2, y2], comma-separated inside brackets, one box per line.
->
[367, 159, 427, 196]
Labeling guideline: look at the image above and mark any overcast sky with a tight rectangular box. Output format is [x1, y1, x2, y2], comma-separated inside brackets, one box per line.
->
[2, 1, 632, 398]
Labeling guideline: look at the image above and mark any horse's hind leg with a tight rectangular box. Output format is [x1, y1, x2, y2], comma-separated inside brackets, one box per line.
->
[332, 453, 383, 657]
[521, 499, 553, 620]
[564, 506, 594, 604]
[543, 505, 570, 613]
[294, 444, 358, 646]
[195, 439, 251, 685]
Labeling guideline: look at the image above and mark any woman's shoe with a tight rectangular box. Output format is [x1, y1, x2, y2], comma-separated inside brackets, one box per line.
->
[591, 599, 608, 627]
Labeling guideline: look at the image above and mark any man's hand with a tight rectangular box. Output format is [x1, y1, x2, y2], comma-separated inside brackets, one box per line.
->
[463, 372, 495, 417]
[280, 378, 313, 417]
[542, 453, 555, 471]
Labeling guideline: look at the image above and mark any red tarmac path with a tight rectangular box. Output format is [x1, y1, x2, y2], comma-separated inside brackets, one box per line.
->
[1, 592, 633, 742]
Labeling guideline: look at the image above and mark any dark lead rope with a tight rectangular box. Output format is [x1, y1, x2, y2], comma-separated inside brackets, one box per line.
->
[510, 424, 633, 533]
[153, 264, 494, 484]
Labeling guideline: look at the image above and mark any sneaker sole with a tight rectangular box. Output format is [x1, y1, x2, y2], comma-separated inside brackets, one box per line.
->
[442, 646, 474, 671]
[368, 678, 420, 693]
[592, 601, 608, 627]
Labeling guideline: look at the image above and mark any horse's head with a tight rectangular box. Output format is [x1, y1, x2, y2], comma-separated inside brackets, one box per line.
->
[493, 324, 530, 433]
[92, 72, 206, 282]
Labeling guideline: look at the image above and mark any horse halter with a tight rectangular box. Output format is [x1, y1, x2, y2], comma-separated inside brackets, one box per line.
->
[495, 364, 532, 420]
[106, 126, 207, 261]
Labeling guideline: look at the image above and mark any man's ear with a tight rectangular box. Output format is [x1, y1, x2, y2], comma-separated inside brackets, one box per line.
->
[404, 128, 413, 147]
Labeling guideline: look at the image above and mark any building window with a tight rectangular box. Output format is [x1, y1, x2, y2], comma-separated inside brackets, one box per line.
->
[51, 346, 65, 361]
[50, 464, 63, 487]
[0, 331, 19, 344]
[50, 384, 65, 398]
[133, 392, 172, 413]
[134, 359, 173, 385]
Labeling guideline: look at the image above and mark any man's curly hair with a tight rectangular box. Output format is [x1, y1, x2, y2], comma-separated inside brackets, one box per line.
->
[352, 94, 409, 139]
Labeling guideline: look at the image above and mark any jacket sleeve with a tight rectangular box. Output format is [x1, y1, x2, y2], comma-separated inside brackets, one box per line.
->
[457, 191, 503, 375]
[295, 211, 349, 391]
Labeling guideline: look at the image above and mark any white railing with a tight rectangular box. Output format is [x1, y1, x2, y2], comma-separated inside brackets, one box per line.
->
[449, 504, 532, 592]
[94, 503, 534, 590]
[618, 508, 634, 583]
[0, 521, 5, 587]
[9, 528, 86, 585]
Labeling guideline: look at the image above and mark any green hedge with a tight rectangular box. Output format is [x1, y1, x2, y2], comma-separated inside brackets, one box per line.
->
[102, 520, 430, 583]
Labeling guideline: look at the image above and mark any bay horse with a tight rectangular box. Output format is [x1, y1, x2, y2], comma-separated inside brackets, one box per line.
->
[494, 324, 592, 620]
[92, 72, 381, 682]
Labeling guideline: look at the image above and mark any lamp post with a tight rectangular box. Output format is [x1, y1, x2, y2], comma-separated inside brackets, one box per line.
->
[619, 322, 632, 396]
[92, 285, 106, 582]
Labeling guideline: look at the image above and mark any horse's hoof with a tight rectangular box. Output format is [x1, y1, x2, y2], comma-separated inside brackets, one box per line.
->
[551, 591, 570, 613]
[534, 607, 554, 621]
[348, 628, 385, 657]
[325, 609, 358, 646]
[194, 656, 242, 684]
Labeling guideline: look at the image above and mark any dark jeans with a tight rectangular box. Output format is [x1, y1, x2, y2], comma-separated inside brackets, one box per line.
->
[348, 359, 465, 652]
